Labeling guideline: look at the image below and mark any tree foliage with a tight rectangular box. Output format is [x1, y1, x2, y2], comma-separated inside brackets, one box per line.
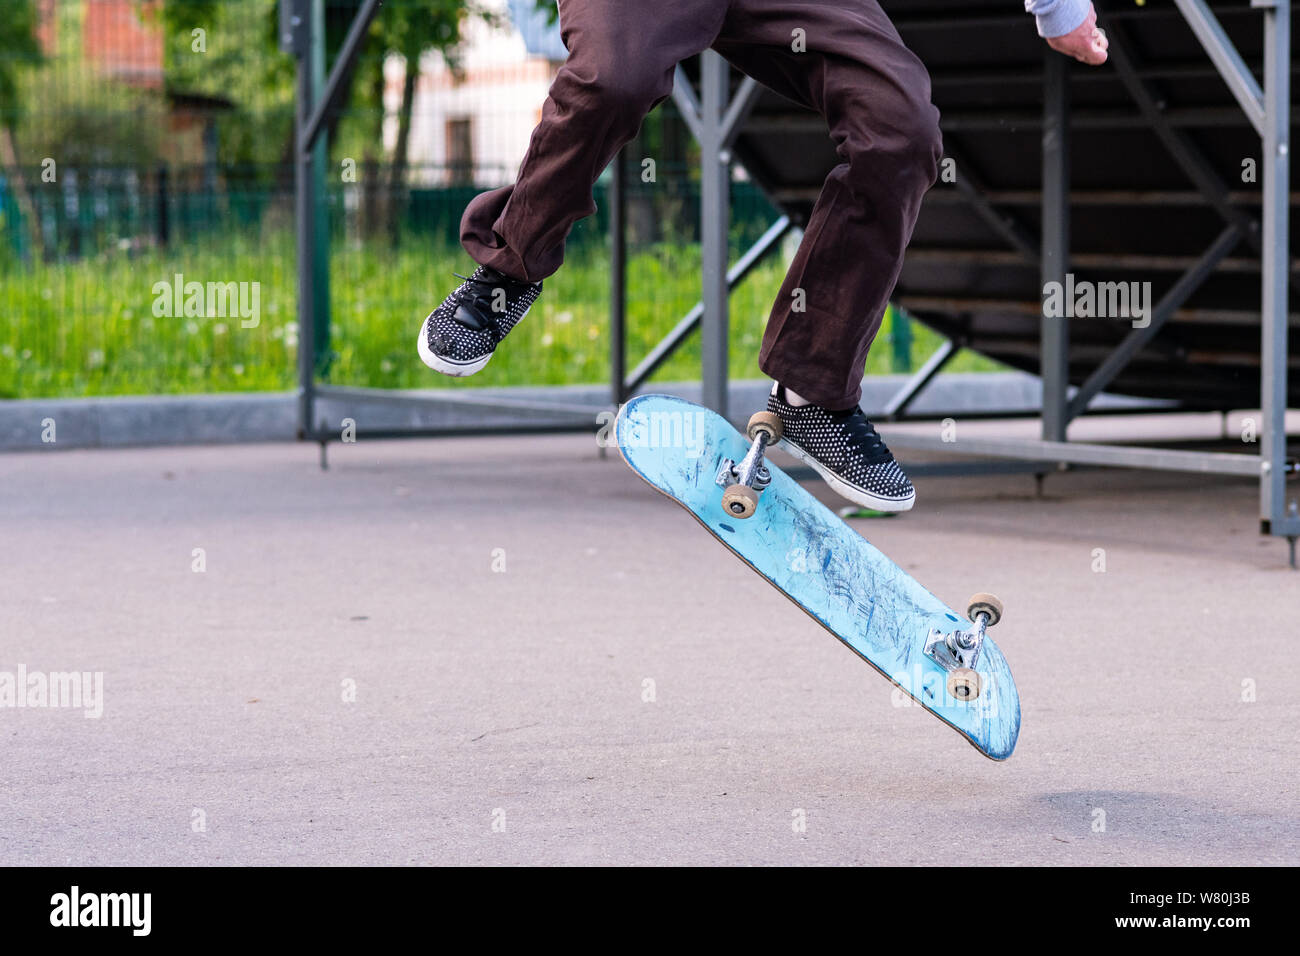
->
[0, 0, 44, 116]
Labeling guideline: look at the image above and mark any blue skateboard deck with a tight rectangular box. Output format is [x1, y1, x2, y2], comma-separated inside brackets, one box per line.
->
[615, 394, 1021, 760]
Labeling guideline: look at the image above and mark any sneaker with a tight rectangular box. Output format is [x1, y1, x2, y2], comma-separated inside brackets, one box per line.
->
[767, 384, 915, 512]
[417, 266, 542, 376]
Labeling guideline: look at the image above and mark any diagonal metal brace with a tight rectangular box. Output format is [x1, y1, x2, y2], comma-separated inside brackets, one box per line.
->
[624, 216, 792, 394]
[882, 335, 960, 420]
[671, 65, 703, 142]
[1066, 224, 1243, 420]
[943, 141, 1041, 266]
[1105, 19, 1260, 253]
[671, 67, 762, 151]
[1173, 0, 1266, 136]
[301, 0, 383, 153]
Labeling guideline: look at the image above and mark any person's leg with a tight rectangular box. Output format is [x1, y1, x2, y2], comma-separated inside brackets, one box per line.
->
[423, 0, 728, 377]
[713, 0, 942, 409]
[461, 0, 729, 282]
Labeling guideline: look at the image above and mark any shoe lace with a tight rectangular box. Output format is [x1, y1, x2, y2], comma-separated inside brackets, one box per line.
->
[832, 407, 891, 463]
[453, 269, 494, 288]
[450, 269, 508, 334]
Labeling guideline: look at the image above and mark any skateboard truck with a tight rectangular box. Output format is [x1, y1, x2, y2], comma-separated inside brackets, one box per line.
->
[924, 593, 1004, 702]
[715, 412, 784, 519]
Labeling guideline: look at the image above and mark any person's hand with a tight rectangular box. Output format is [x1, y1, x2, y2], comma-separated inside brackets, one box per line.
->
[1047, 5, 1108, 66]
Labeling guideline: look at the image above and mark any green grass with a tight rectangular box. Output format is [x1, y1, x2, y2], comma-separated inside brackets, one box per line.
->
[0, 229, 999, 399]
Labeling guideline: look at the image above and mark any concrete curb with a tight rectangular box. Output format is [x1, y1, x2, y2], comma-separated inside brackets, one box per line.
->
[0, 373, 1163, 451]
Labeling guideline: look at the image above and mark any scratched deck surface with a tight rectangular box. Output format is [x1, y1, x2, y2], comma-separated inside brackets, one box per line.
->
[616, 394, 1021, 760]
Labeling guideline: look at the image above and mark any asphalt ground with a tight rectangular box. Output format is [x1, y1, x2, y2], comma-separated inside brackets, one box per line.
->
[1, 415, 1296, 865]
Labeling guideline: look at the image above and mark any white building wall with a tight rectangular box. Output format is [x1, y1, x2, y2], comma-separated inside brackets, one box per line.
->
[384, 0, 559, 187]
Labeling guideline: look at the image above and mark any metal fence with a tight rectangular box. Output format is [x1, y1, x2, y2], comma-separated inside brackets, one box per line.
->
[0, 0, 936, 402]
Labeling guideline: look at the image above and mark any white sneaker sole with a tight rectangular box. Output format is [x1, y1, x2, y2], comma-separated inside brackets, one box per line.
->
[417, 314, 493, 377]
[778, 436, 915, 513]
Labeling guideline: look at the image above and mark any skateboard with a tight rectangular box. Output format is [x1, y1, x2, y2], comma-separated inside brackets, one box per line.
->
[614, 394, 1021, 760]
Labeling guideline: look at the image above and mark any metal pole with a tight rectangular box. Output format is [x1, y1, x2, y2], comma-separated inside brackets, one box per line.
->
[1258, 0, 1297, 543]
[310, 0, 330, 377]
[1066, 224, 1241, 419]
[882, 337, 958, 420]
[294, 2, 316, 439]
[700, 52, 730, 418]
[610, 146, 627, 406]
[302, 0, 384, 150]
[624, 215, 790, 395]
[883, 433, 1267, 477]
[1040, 52, 1071, 443]
[1172, 0, 1266, 136]
[671, 65, 703, 142]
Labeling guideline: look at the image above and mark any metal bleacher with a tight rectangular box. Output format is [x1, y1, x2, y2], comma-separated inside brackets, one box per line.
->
[723, 0, 1297, 410]
[280, 0, 1297, 558]
[651, 0, 1298, 559]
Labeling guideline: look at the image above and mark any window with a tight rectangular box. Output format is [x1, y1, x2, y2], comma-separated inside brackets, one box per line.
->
[446, 118, 473, 185]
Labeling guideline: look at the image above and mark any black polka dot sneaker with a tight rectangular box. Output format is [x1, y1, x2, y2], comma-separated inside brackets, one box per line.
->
[417, 265, 542, 376]
[767, 384, 916, 512]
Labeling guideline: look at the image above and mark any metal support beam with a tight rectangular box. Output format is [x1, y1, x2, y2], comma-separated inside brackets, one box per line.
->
[1106, 20, 1261, 252]
[624, 216, 792, 395]
[882, 337, 959, 420]
[1257, 0, 1299, 539]
[314, 384, 603, 419]
[1066, 224, 1242, 420]
[700, 52, 732, 416]
[752, 107, 1300, 134]
[287, 0, 380, 438]
[302, 0, 383, 152]
[883, 431, 1271, 478]
[944, 142, 1040, 266]
[610, 147, 628, 406]
[1040, 52, 1071, 443]
[309, 0, 330, 378]
[1172, 0, 1266, 135]
[671, 65, 703, 142]
[621, 58, 788, 403]
[719, 76, 762, 150]
[292, 1, 317, 439]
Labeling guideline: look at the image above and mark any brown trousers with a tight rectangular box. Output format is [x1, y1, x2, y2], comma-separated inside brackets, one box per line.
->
[460, 0, 941, 408]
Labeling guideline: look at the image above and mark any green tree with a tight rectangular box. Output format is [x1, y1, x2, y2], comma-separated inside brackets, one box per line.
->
[154, 1, 490, 225]
[154, 0, 294, 173]
[347, 1, 495, 239]
[0, 0, 45, 262]
[535, 1, 557, 24]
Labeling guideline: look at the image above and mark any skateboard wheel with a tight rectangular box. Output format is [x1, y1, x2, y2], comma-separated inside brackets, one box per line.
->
[947, 667, 982, 702]
[746, 411, 783, 443]
[722, 484, 759, 519]
[966, 592, 1003, 627]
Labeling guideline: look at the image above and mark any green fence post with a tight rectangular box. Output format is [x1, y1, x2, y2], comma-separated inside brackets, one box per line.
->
[889, 305, 913, 373]
[310, 0, 331, 376]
